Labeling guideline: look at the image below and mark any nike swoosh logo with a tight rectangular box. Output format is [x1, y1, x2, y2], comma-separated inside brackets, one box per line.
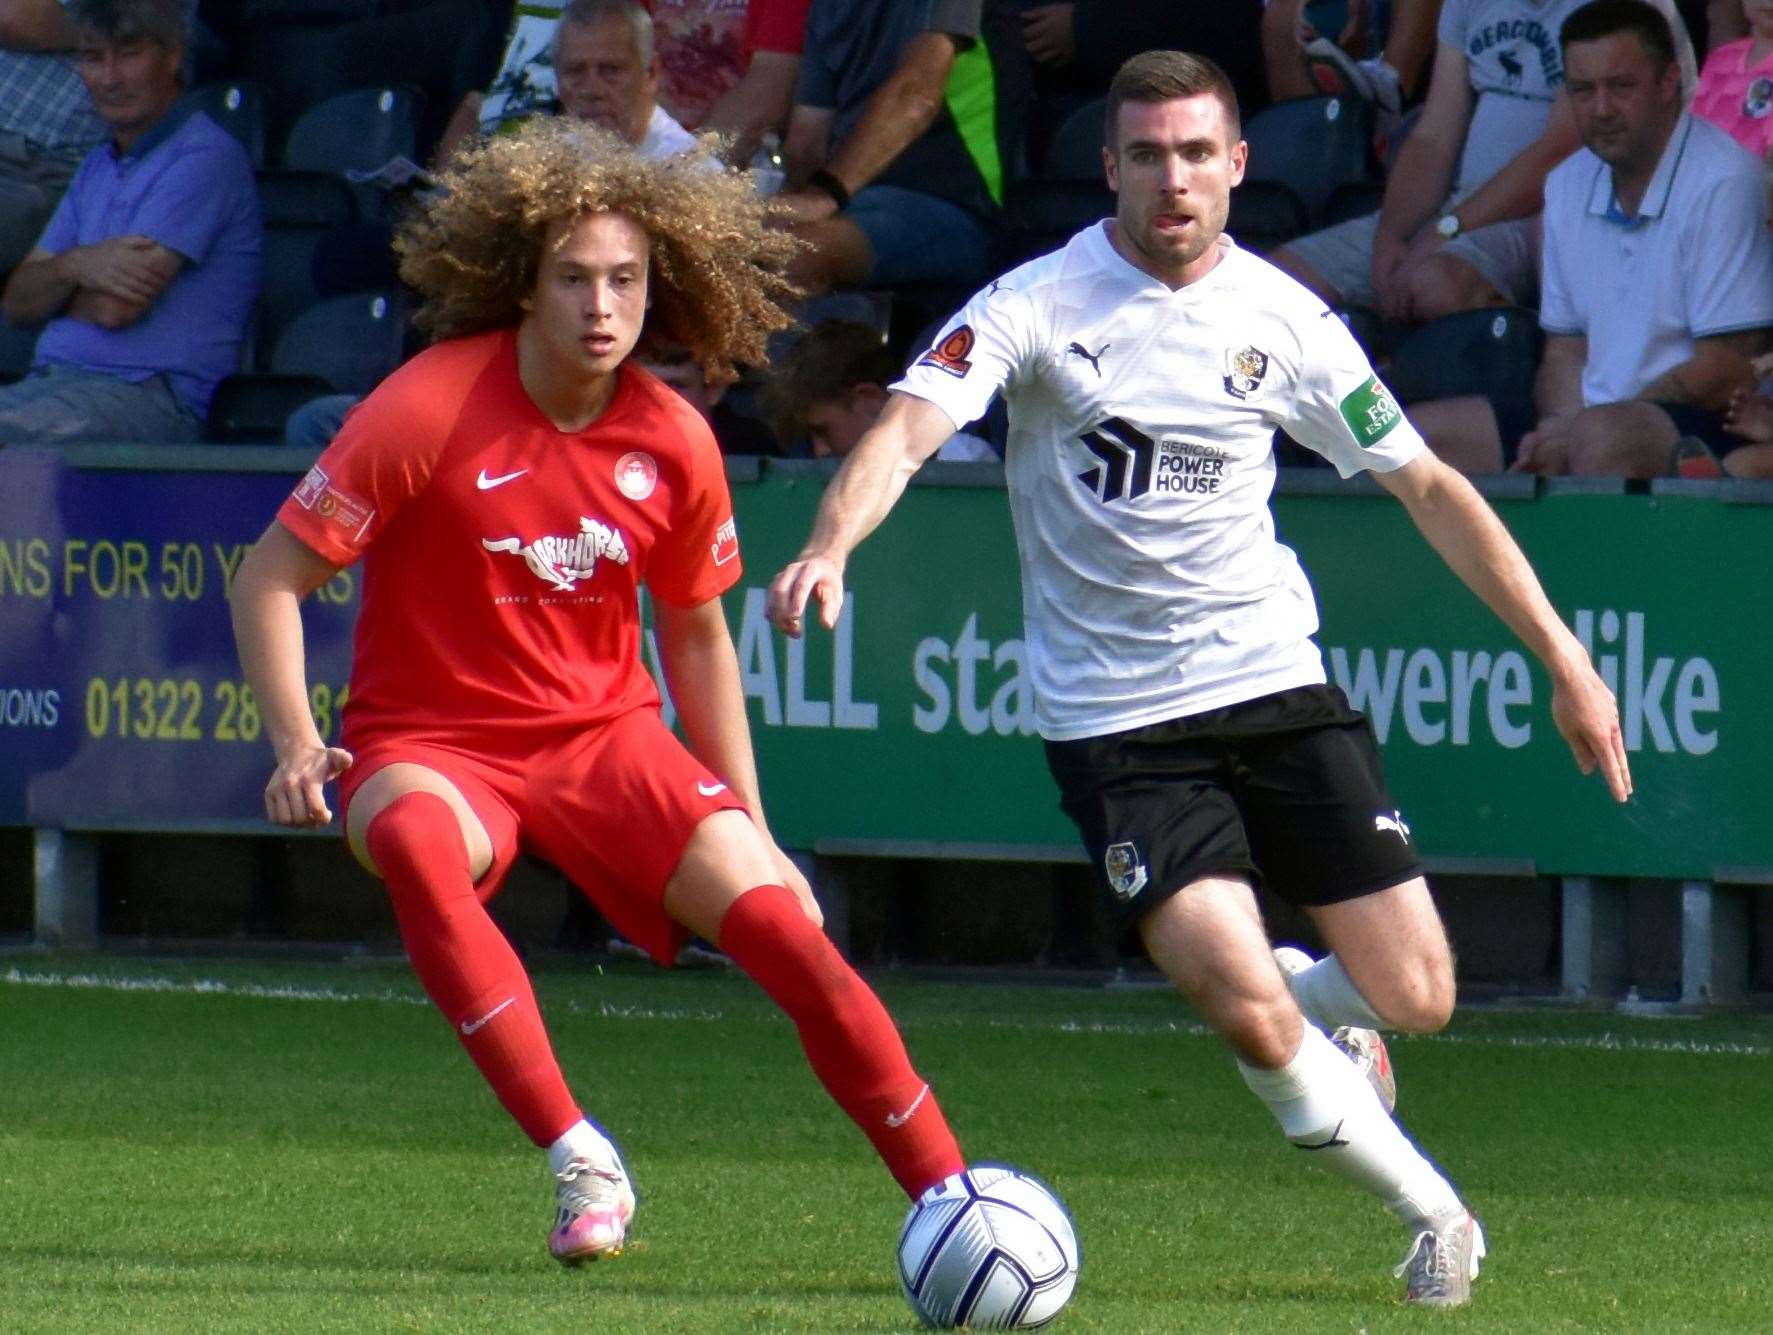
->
[460, 997, 515, 1035]
[696, 781, 728, 797]
[885, 1083, 929, 1128]
[476, 468, 528, 490]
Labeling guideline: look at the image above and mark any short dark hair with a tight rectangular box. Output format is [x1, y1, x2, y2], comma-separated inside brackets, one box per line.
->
[1560, 0, 1676, 70]
[1104, 50, 1241, 153]
[68, 0, 189, 46]
[761, 319, 896, 442]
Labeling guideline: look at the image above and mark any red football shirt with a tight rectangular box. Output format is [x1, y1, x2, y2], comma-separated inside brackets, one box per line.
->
[277, 329, 742, 754]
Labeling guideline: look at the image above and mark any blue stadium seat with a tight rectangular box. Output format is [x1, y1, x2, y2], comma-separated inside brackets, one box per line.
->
[996, 178, 1115, 268]
[1227, 180, 1310, 255]
[254, 170, 361, 361]
[1322, 178, 1386, 228]
[205, 372, 335, 444]
[281, 85, 421, 178]
[1042, 97, 1107, 182]
[1384, 306, 1543, 406]
[187, 81, 268, 168]
[1242, 95, 1376, 224]
[270, 290, 409, 396]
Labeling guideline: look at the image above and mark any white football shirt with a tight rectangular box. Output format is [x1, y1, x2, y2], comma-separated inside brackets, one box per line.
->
[893, 223, 1425, 742]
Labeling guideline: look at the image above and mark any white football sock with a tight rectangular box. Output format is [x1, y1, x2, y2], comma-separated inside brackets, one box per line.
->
[548, 1119, 618, 1176]
[1285, 953, 1386, 1031]
[1239, 1024, 1463, 1232]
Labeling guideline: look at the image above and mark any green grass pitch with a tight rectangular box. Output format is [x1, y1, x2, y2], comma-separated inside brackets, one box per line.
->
[1, 957, 1768, 1332]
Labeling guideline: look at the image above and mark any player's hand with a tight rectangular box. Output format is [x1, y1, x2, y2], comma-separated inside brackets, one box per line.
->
[1021, 4, 1077, 67]
[263, 744, 354, 827]
[1550, 662, 1631, 803]
[768, 555, 844, 638]
[768, 842, 824, 930]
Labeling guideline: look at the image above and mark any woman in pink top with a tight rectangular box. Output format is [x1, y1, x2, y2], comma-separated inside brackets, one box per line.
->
[1694, 0, 1773, 159]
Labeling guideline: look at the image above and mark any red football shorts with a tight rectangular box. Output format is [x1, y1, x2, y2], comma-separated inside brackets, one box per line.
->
[338, 706, 750, 963]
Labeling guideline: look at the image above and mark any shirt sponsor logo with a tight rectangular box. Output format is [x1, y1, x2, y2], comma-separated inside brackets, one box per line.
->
[614, 451, 658, 501]
[482, 516, 631, 592]
[1222, 344, 1269, 399]
[711, 515, 738, 566]
[917, 324, 974, 378]
[1339, 377, 1402, 448]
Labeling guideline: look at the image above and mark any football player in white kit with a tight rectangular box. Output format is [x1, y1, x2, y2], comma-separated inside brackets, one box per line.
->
[768, 50, 1632, 1307]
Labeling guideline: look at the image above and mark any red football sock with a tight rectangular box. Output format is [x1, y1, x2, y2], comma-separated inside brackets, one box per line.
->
[718, 883, 964, 1198]
[366, 791, 580, 1147]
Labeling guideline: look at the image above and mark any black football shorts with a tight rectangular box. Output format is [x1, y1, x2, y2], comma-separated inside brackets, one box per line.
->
[1044, 684, 1423, 925]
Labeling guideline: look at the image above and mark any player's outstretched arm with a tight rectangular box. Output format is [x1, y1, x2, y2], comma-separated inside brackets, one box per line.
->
[767, 391, 957, 637]
[1376, 452, 1632, 802]
[655, 594, 819, 922]
[228, 522, 354, 827]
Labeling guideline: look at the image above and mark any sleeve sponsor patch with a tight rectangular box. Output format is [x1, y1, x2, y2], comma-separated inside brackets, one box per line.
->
[916, 324, 975, 378]
[1339, 377, 1403, 448]
[312, 483, 375, 543]
[292, 464, 328, 509]
[711, 515, 738, 566]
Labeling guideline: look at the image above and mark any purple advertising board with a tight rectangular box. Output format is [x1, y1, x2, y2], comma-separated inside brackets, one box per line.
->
[0, 446, 354, 829]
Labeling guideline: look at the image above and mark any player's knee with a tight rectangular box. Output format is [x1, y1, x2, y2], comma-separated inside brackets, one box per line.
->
[1378, 960, 1456, 1033]
[1217, 997, 1303, 1069]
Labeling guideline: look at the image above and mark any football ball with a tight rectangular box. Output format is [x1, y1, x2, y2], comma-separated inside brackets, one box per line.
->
[898, 1163, 1080, 1329]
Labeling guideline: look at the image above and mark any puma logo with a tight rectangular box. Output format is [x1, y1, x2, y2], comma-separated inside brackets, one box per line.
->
[1066, 341, 1108, 375]
[1294, 1120, 1349, 1150]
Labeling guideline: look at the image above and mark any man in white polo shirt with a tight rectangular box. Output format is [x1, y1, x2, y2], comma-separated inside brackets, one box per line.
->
[1413, 0, 1773, 475]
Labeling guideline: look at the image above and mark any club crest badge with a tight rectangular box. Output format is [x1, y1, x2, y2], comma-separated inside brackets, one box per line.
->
[1104, 841, 1148, 900]
[615, 451, 658, 501]
[1223, 345, 1269, 400]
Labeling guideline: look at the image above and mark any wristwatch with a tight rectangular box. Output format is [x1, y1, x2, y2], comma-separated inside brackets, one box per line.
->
[1435, 213, 1463, 239]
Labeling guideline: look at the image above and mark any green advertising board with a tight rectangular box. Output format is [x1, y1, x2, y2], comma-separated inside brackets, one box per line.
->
[714, 467, 1765, 881]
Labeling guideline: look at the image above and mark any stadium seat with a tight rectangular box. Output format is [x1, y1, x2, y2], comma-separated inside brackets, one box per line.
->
[188, 81, 268, 168]
[270, 290, 410, 396]
[1227, 180, 1310, 255]
[996, 178, 1114, 268]
[1384, 306, 1543, 406]
[254, 170, 361, 361]
[1242, 96, 1375, 224]
[281, 85, 421, 178]
[205, 372, 335, 443]
[1042, 97, 1107, 182]
[1322, 178, 1386, 228]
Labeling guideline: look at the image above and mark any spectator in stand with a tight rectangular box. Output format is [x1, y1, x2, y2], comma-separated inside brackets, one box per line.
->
[1410, 0, 1773, 475]
[0, 0, 258, 444]
[699, 0, 810, 165]
[0, 1, 107, 376]
[0, 1, 104, 278]
[436, 0, 703, 166]
[1692, 0, 1773, 168]
[762, 318, 998, 460]
[295, 0, 720, 450]
[769, 0, 1028, 297]
[1265, 0, 1443, 126]
[1271, 0, 1696, 325]
[634, 338, 778, 455]
[1020, 2, 1265, 115]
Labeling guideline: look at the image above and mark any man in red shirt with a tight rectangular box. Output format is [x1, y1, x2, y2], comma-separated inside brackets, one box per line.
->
[229, 120, 965, 1264]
